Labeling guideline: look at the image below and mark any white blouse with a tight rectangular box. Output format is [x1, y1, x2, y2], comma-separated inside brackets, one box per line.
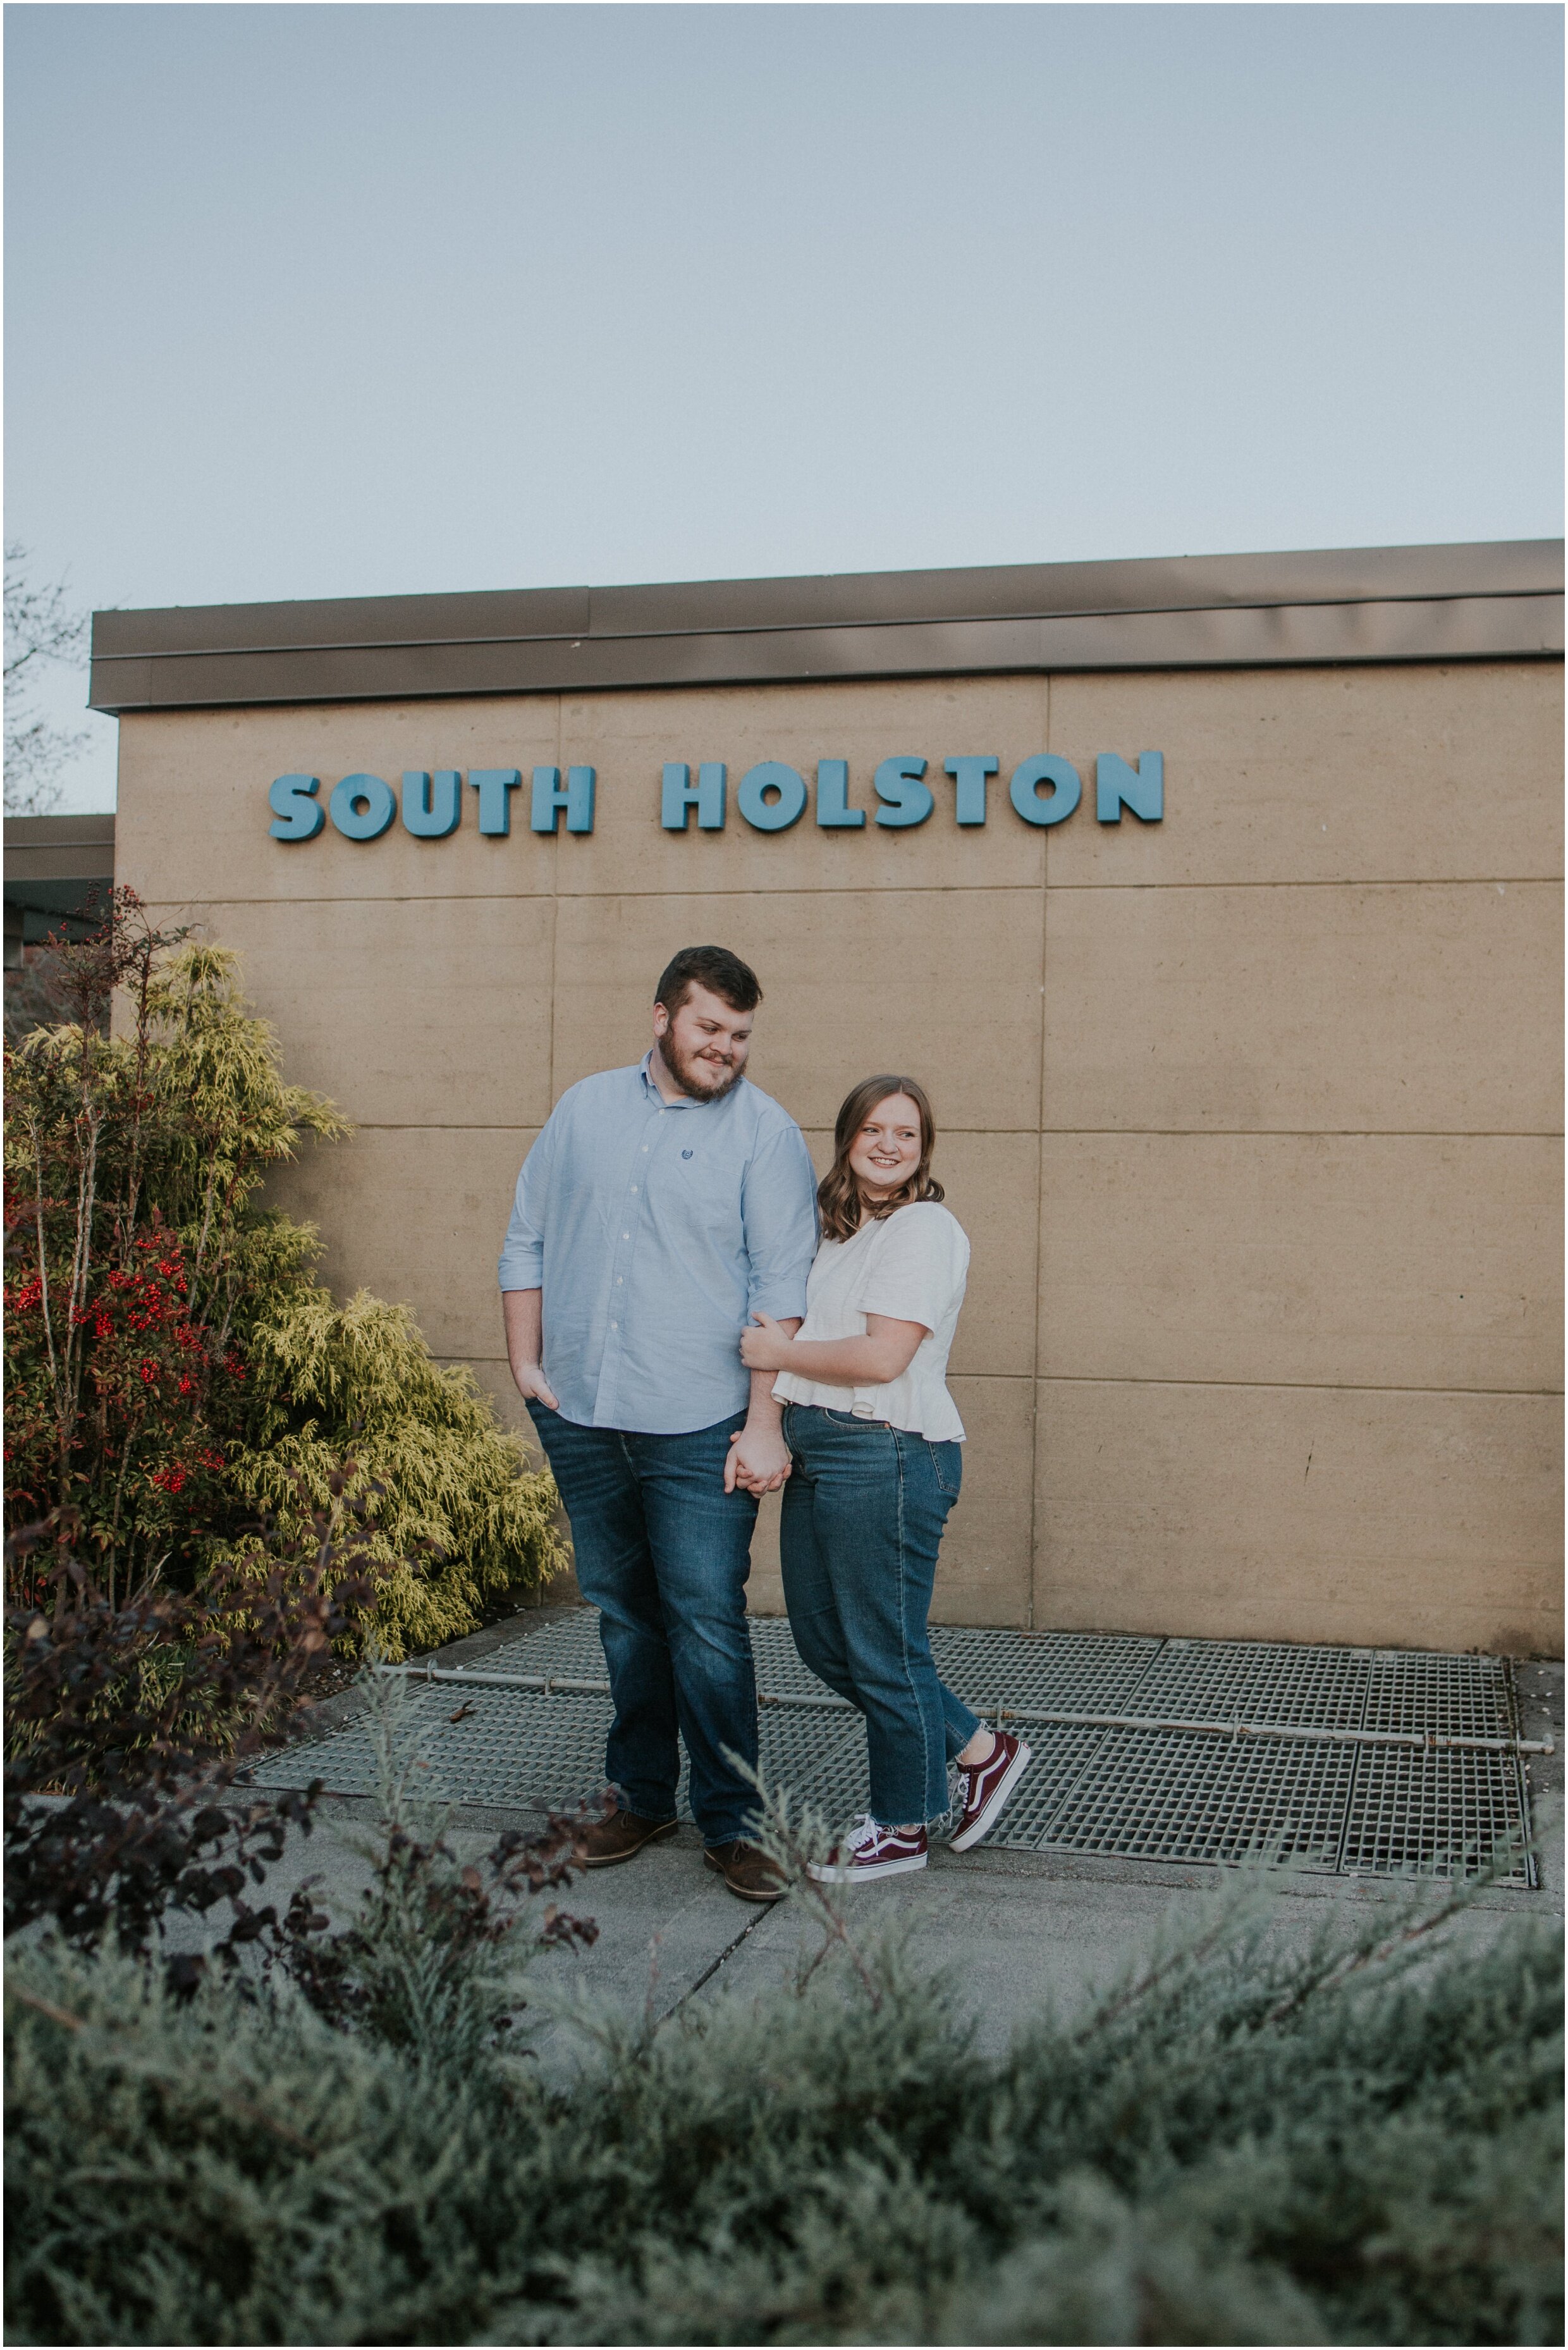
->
[772, 1201, 970, 1442]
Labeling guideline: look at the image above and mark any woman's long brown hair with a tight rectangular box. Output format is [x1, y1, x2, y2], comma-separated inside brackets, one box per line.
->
[818, 1075, 944, 1243]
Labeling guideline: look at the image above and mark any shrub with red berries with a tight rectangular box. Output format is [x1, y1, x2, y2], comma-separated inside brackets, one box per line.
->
[5, 894, 564, 1647]
[4, 1223, 248, 1589]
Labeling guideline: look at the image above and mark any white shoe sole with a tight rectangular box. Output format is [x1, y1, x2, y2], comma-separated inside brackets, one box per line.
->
[949, 1740, 1032, 1851]
[806, 1851, 929, 1883]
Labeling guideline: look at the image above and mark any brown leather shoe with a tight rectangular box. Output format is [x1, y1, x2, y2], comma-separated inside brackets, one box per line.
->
[579, 1807, 680, 1868]
[702, 1840, 788, 1903]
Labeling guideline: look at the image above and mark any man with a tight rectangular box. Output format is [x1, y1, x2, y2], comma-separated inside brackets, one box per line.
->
[499, 945, 818, 1902]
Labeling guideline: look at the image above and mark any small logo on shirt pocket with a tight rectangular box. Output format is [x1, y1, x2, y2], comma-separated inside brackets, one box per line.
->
[681, 1148, 694, 1159]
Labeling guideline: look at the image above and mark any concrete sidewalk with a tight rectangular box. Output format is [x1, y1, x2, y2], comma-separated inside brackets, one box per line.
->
[242, 1620, 1562, 2077]
[235, 1787, 1560, 2082]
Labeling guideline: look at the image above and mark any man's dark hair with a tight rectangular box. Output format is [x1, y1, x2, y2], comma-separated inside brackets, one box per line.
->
[654, 945, 762, 1016]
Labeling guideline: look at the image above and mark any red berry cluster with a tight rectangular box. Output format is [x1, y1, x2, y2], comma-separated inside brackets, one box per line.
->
[4, 1224, 244, 1540]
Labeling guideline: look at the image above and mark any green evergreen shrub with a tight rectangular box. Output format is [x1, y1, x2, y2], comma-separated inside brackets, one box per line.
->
[6, 1859, 1559, 2346]
[4, 898, 563, 1651]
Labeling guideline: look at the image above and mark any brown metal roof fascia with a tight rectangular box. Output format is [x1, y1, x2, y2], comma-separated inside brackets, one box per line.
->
[90, 584, 592, 659]
[89, 541, 1565, 713]
[4, 813, 117, 883]
[90, 595, 1565, 712]
[585, 539, 1564, 635]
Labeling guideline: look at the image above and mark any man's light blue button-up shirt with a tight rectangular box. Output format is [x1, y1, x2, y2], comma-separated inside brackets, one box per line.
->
[498, 1054, 819, 1434]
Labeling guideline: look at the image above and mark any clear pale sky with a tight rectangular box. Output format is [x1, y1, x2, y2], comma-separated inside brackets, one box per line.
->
[5, 2, 1562, 811]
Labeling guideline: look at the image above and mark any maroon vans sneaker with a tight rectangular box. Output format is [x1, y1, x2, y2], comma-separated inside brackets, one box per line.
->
[950, 1731, 1032, 1851]
[807, 1815, 929, 1883]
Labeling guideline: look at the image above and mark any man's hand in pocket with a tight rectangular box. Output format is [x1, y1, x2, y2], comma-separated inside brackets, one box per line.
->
[511, 1361, 560, 1412]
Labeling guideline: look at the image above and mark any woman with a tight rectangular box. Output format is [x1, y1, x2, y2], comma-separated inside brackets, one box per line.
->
[739, 1075, 1031, 1881]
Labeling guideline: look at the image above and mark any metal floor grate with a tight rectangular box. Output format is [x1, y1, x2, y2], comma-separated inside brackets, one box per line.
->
[252, 1609, 1540, 1885]
[1339, 1744, 1531, 1880]
[930, 1628, 1165, 1713]
[1132, 1639, 1376, 1730]
[1362, 1651, 1516, 1742]
[1038, 1726, 1360, 1871]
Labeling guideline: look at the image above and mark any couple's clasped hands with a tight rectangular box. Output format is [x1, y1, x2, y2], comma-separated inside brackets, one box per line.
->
[723, 1312, 795, 1498]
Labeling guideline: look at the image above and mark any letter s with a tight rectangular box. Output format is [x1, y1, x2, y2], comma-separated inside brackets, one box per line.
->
[874, 755, 934, 829]
[268, 774, 324, 841]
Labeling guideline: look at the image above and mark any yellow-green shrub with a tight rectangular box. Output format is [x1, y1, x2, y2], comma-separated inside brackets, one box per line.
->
[236, 1286, 565, 1658]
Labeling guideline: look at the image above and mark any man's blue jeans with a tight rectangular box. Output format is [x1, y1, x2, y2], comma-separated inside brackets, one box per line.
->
[779, 1403, 979, 1826]
[525, 1403, 761, 1847]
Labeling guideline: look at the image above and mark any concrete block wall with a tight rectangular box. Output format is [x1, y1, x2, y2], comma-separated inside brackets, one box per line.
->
[119, 657, 1564, 1654]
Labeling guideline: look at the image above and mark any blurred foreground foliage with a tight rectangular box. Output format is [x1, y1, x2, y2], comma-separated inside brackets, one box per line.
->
[4, 895, 563, 1653]
[4, 1500, 380, 1969]
[5, 1737, 1561, 2347]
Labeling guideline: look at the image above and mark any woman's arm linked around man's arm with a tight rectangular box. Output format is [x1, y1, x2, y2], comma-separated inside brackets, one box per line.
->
[740, 1308, 928, 1389]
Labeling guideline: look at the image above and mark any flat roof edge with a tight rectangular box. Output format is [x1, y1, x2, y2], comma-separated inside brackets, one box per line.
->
[4, 814, 117, 846]
[89, 542, 1565, 714]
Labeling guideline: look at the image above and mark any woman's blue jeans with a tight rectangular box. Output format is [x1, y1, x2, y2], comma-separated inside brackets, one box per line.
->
[779, 1403, 979, 1828]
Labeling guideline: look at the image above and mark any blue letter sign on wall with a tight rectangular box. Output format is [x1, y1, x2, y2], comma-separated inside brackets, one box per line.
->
[815, 759, 864, 828]
[269, 754, 1161, 840]
[329, 774, 397, 839]
[944, 756, 999, 827]
[661, 761, 725, 830]
[1008, 755, 1082, 827]
[873, 756, 934, 828]
[269, 773, 325, 840]
[469, 769, 522, 835]
[531, 765, 596, 833]
[737, 762, 809, 832]
[1096, 750, 1164, 823]
[402, 770, 462, 838]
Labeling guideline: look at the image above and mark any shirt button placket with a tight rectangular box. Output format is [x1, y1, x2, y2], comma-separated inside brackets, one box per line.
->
[604, 1117, 649, 1422]
[608, 1109, 658, 1414]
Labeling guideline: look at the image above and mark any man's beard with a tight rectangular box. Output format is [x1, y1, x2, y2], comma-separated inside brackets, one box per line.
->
[659, 1034, 744, 1102]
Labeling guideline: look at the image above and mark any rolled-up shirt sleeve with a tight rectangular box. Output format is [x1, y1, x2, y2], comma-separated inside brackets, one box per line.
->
[741, 1121, 819, 1322]
[859, 1205, 969, 1332]
[498, 1116, 557, 1291]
